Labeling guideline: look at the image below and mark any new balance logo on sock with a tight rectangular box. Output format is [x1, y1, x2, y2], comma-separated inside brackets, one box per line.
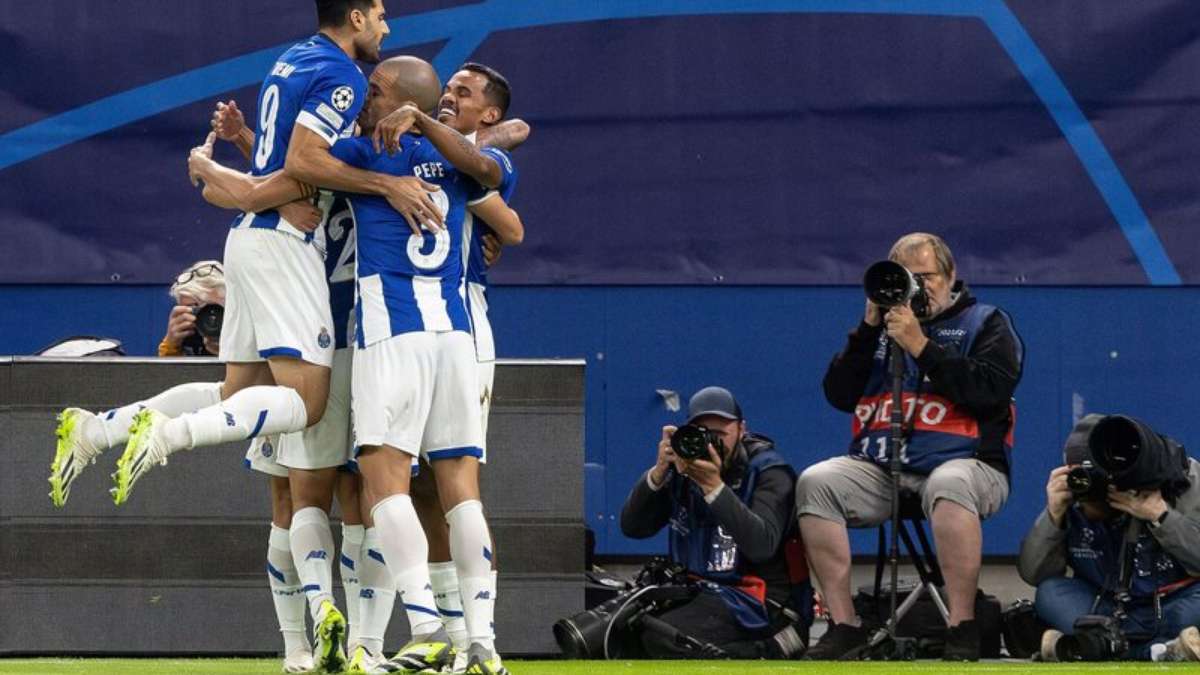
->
[474, 590, 492, 600]
[306, 550, 328, 561]
[359, 589, 375, 599]
[224, 412, 236, 427]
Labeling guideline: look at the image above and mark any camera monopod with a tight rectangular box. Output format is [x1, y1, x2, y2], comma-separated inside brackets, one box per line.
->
[850, 261, 945, 660]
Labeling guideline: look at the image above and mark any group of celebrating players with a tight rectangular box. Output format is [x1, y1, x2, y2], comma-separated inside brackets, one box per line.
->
[45, 1, 525, 673]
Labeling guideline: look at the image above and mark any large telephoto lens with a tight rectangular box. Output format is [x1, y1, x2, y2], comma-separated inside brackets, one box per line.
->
[863, 260, 916, 308]
[1089, 415, 1142, 475]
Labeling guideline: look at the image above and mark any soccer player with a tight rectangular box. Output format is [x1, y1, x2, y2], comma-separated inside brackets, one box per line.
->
[334, 103, 521, 675]
[381, 63, 525, 673]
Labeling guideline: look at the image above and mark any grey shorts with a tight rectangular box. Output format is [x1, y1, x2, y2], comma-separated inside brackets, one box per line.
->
[795, 455, 1008, 526]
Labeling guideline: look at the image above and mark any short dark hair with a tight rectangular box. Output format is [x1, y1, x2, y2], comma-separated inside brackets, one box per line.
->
[460, 62, 511, 117]
[316, 0, 375, 28]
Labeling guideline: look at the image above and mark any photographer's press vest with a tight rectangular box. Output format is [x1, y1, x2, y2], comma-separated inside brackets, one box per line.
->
[848, 303, 1015, 474]
[667, 439, 796, 630]
[1066, 509, 1194, 601]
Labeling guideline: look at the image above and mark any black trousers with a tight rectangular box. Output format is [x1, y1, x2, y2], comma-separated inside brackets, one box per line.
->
[639, 589, 775, 659]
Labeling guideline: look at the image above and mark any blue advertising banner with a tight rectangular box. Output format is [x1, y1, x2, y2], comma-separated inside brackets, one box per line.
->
[1, 0, 1197, 285]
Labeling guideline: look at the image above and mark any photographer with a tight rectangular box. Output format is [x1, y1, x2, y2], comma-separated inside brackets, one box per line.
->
[158, 260, 226, 356]
[797, 232, 1023, 660]
[1018, 414, 1200, 661]
[618, 386, 810, 659]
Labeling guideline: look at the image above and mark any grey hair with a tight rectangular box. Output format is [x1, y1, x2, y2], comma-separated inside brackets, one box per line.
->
[169, 260, 225, 303]
[889, 232, 956, 277]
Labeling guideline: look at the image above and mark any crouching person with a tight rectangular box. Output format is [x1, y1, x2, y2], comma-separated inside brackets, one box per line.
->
[618, 386, 813, 659]
[1019, 414, 1200, 661]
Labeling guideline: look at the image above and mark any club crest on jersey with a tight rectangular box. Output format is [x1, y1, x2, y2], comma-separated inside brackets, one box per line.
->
[318, 327, 331, 349]
[331, 85, 355, 112]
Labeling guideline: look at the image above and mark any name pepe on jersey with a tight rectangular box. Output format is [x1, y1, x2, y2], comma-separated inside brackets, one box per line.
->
[330, 134, 493, 347]
[234, 34, 367, 242]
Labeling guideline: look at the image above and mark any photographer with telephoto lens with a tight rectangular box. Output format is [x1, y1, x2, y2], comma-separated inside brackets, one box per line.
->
[797, 232, 1024, 660]
[159, 260, 225, 357]
[615, 386, 812, 659]
[1018, 414, 1200, 661]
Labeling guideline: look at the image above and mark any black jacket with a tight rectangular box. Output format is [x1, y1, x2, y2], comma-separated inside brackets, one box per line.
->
[822, 284, 1023, 477]
[619, 433, 797, 605]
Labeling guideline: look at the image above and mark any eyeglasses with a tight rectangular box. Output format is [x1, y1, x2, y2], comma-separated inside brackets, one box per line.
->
[912, 271, 943, 283]
[175, 263, 223, 286]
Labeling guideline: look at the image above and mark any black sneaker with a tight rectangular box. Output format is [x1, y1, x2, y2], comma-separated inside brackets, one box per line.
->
[805, 621, 869, 660]
[943, 619, 980, 661]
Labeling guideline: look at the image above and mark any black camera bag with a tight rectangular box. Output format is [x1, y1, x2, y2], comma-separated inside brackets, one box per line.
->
[852, 583, 1002, 657]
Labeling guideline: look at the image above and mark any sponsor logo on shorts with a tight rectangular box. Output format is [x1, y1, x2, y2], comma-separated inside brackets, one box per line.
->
[318, 327, 331, 349]
[261, 440, 273, 458]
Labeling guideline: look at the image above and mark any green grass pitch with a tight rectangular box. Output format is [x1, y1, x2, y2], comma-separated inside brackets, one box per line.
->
[0, 660, 1192, 674]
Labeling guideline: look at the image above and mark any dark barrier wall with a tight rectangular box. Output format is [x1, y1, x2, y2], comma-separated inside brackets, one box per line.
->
[1, 1, 1198, 284]
[0, 358, 583, 655]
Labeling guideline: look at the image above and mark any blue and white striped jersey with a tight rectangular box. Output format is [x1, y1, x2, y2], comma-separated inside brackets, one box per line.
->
[233, 33, 366, 241]
[329, 135, 489, 347]
[464, 146, 519, 289]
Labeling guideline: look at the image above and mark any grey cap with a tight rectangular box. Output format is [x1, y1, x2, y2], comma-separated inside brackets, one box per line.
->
[686, 386, 743, 424]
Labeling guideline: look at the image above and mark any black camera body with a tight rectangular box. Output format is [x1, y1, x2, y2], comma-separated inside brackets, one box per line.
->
[1050, 614, 1128, 661]
[181, 304, 224, 355]
[192, 304, 224, 338]
[1066, 460, 1109, 502]
[863, 260, 931, 319]
[670, 424, 725, 461]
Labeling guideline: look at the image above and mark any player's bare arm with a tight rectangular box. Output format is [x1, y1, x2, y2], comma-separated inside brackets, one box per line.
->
[468, 195, 523, 246]
[189, 134, 321, 230]
[477, 118, 530, 152]
[283, 123, 443, 235]
[373, 104, 503, 188]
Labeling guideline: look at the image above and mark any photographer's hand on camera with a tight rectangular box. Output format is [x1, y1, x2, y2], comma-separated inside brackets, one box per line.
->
[164, 305, 198, 351]
[680, 443, 725, 497]
[1106, 486, 1168, 523]
[649, 425, 680, 488]
[884, 304, 929, 358]
[864, 299, 882, 328]
[1046, 465, 1075, 528]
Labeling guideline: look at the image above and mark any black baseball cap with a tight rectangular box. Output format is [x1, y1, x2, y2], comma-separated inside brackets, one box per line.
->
[686, 386, 743, 424]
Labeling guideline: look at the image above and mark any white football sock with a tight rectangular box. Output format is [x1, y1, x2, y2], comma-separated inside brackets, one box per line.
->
[429, 561, 467, 651]
[290, 506, 337, 620]
[371, 494, 441, 638]
[165, 385, 307, 451]
[446, 500, 495, 652]
[340, 523, 364, 648]
[267, 524, 309, 656]
[94, 381, 223, 449]
[357, 527, 397, 656]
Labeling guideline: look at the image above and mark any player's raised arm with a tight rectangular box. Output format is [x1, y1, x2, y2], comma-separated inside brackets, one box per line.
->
[283, 123, 444, 231]
[477, 118, 530, 152]
[468, 194, 523, 246]
[373, 105, 503, 188]
[211, 100, 255, 162]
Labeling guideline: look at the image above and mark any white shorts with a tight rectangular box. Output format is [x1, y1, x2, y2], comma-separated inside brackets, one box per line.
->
[220, 227, 335, 367]
[476, 360, 494, 463]
[467, 282, 495, 462]
[352, 331, 483, 461]
[245, 346, 353, 475]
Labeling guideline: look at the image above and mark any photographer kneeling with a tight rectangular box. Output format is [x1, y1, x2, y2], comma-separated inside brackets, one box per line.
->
[1019, 414, 1200, 661]
[617, 386, 811, 659]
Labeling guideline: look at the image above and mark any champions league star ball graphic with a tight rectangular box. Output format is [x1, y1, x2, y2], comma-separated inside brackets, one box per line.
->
[331, 85, 355, 112]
